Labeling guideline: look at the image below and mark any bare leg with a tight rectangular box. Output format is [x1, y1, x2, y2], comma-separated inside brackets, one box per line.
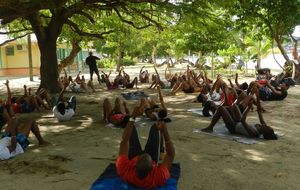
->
[202, 106, 236, 133]
[80, 82, 88, 92]
[26, 96, 42, 112]
[87, 80, 96, 92]
[103, 98, 112, 122]
[171, 82, 183, 95]
[113, 97, 122, 113]
[18, 120, 50, 146]
[134, 77, 138, 88]
[37, 88, 51, 108]
[123, 102, 130, 115]
[148, 80, 156, 89]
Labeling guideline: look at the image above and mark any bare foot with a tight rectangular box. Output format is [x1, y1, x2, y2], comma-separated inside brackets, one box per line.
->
[201, 128, 213, 133]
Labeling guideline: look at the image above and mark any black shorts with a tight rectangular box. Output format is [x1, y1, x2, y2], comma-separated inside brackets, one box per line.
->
[183, 87, 194, 93]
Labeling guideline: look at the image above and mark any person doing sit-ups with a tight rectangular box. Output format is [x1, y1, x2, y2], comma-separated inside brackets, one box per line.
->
[116, 105, 175, 189]
[103, 97, 134, 128]
[201, 85, 277, 140]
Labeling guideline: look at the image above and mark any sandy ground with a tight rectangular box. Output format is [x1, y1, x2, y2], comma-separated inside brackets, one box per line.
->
[0, 65, 300, 190]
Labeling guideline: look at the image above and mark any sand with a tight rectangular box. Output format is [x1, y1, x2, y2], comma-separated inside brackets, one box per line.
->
[0, 66, 300, 190]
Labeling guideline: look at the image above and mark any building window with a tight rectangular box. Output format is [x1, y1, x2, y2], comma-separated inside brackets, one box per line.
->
[5, 46, 14, 56]
[16, 44, 23, 50]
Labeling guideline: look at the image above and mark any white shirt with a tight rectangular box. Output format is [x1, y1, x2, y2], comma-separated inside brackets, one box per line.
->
[0, 137, 24, 160]
[53, 106, 75, 122]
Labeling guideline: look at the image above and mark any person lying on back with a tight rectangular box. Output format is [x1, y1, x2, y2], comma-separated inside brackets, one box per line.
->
[116, 105, 175, 189]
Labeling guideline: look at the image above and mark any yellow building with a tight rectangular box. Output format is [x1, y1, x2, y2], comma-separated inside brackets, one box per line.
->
[0, 35, 89, 76]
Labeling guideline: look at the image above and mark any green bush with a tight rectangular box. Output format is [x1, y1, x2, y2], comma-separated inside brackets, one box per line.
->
[122, 56, 135, 66]
[98, 58, 116, 68]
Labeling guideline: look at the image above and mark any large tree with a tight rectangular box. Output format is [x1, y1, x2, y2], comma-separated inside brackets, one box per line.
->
[0, 0, 171, 92]
[231, 0, 300, 66]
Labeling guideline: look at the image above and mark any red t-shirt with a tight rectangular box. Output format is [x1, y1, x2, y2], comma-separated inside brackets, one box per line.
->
[116, 155, 170, 189]
[220, 92, 235, 106]
[11, 103, 22, 113]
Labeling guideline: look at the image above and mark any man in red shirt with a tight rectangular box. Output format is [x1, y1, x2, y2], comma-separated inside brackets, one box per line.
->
[116, 106, 175, 189]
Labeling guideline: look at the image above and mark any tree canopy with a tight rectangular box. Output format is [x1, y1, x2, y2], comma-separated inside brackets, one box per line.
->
[1, 0, 300, 91]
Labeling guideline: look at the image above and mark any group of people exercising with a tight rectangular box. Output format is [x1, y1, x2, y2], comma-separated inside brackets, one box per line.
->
[0, 60, 292, 189]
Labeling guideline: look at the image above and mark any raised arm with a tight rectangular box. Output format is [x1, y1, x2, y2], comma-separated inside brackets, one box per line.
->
[119, 106, 143, 156]
[57, 86, 66, 102]
[140, 66, 145, 74]
[157, 121, 175, 170]
[157, 85, 166, 111]
[63, 68, 68, 78]
[4, 80, 12, 106]
[154, 66, 160, 80]
[240, 99, 260, 137]
[23, 85, 28, 97]
[228, 79, 239, 101]
[255, 89, 267, 125]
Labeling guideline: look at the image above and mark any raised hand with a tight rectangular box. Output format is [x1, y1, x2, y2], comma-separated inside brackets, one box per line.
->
[4, 80, 9, 86]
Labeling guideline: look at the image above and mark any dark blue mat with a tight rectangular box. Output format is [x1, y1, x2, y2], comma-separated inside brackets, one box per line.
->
[90, 163, 180, 190]
[121, 92, 149, 100]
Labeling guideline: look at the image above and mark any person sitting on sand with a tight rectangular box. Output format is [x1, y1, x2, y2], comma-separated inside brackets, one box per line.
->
[4, 82, 49, 113]
[122, 69, 131, 84]
[201, 85, 277, 140]
[149, 67, 169, 89]
[116, 105, 175, 189]
[171, 66, 202, 94]
[52, 87, 76, 122]
[139, 66, 150, 83]
[165, 67, 179, 89]
[73, 72, 96, 92]
[57, 69, 73, 90]
[0, 108, 50, 160]
[101, 71, 120, 90]
[123, 76, 138, 89]
[103, 97, 132, 128]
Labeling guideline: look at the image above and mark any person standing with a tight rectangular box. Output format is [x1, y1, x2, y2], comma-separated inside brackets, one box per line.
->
[85, 51, 101, 83]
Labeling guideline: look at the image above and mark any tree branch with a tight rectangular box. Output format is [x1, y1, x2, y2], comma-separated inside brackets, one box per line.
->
[0, 32, 32, 46]
[76, 11, 95, 23]
[129, 7, 163, 31]
[66, 19, 114, 39]
[114, 8, 152, 29]
[0, 28, 31, 34]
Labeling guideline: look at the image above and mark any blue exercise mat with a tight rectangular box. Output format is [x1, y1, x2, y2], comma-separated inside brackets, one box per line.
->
[121, 91, 149, 100]
[90, 163, 180, 190]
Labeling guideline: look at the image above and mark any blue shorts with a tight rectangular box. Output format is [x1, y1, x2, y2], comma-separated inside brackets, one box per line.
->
[21, 101, 35, 113]
[2, 133, 30, 150]
[259, 87, 272, 101]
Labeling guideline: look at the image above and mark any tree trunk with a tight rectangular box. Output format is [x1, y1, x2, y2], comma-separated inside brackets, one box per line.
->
[38, 38, 60, 93]
[116, 44, 124, 72]
[256, 42, 261, 69]
[58, 40, 81, 74]
[27, 34, 33, 81]
[275, 36, 300, 82]
[211, 52, 214, 79]
[275, 36, 291, 63]
[257, 56, 261, 69]
[151, 45, 157, 67]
